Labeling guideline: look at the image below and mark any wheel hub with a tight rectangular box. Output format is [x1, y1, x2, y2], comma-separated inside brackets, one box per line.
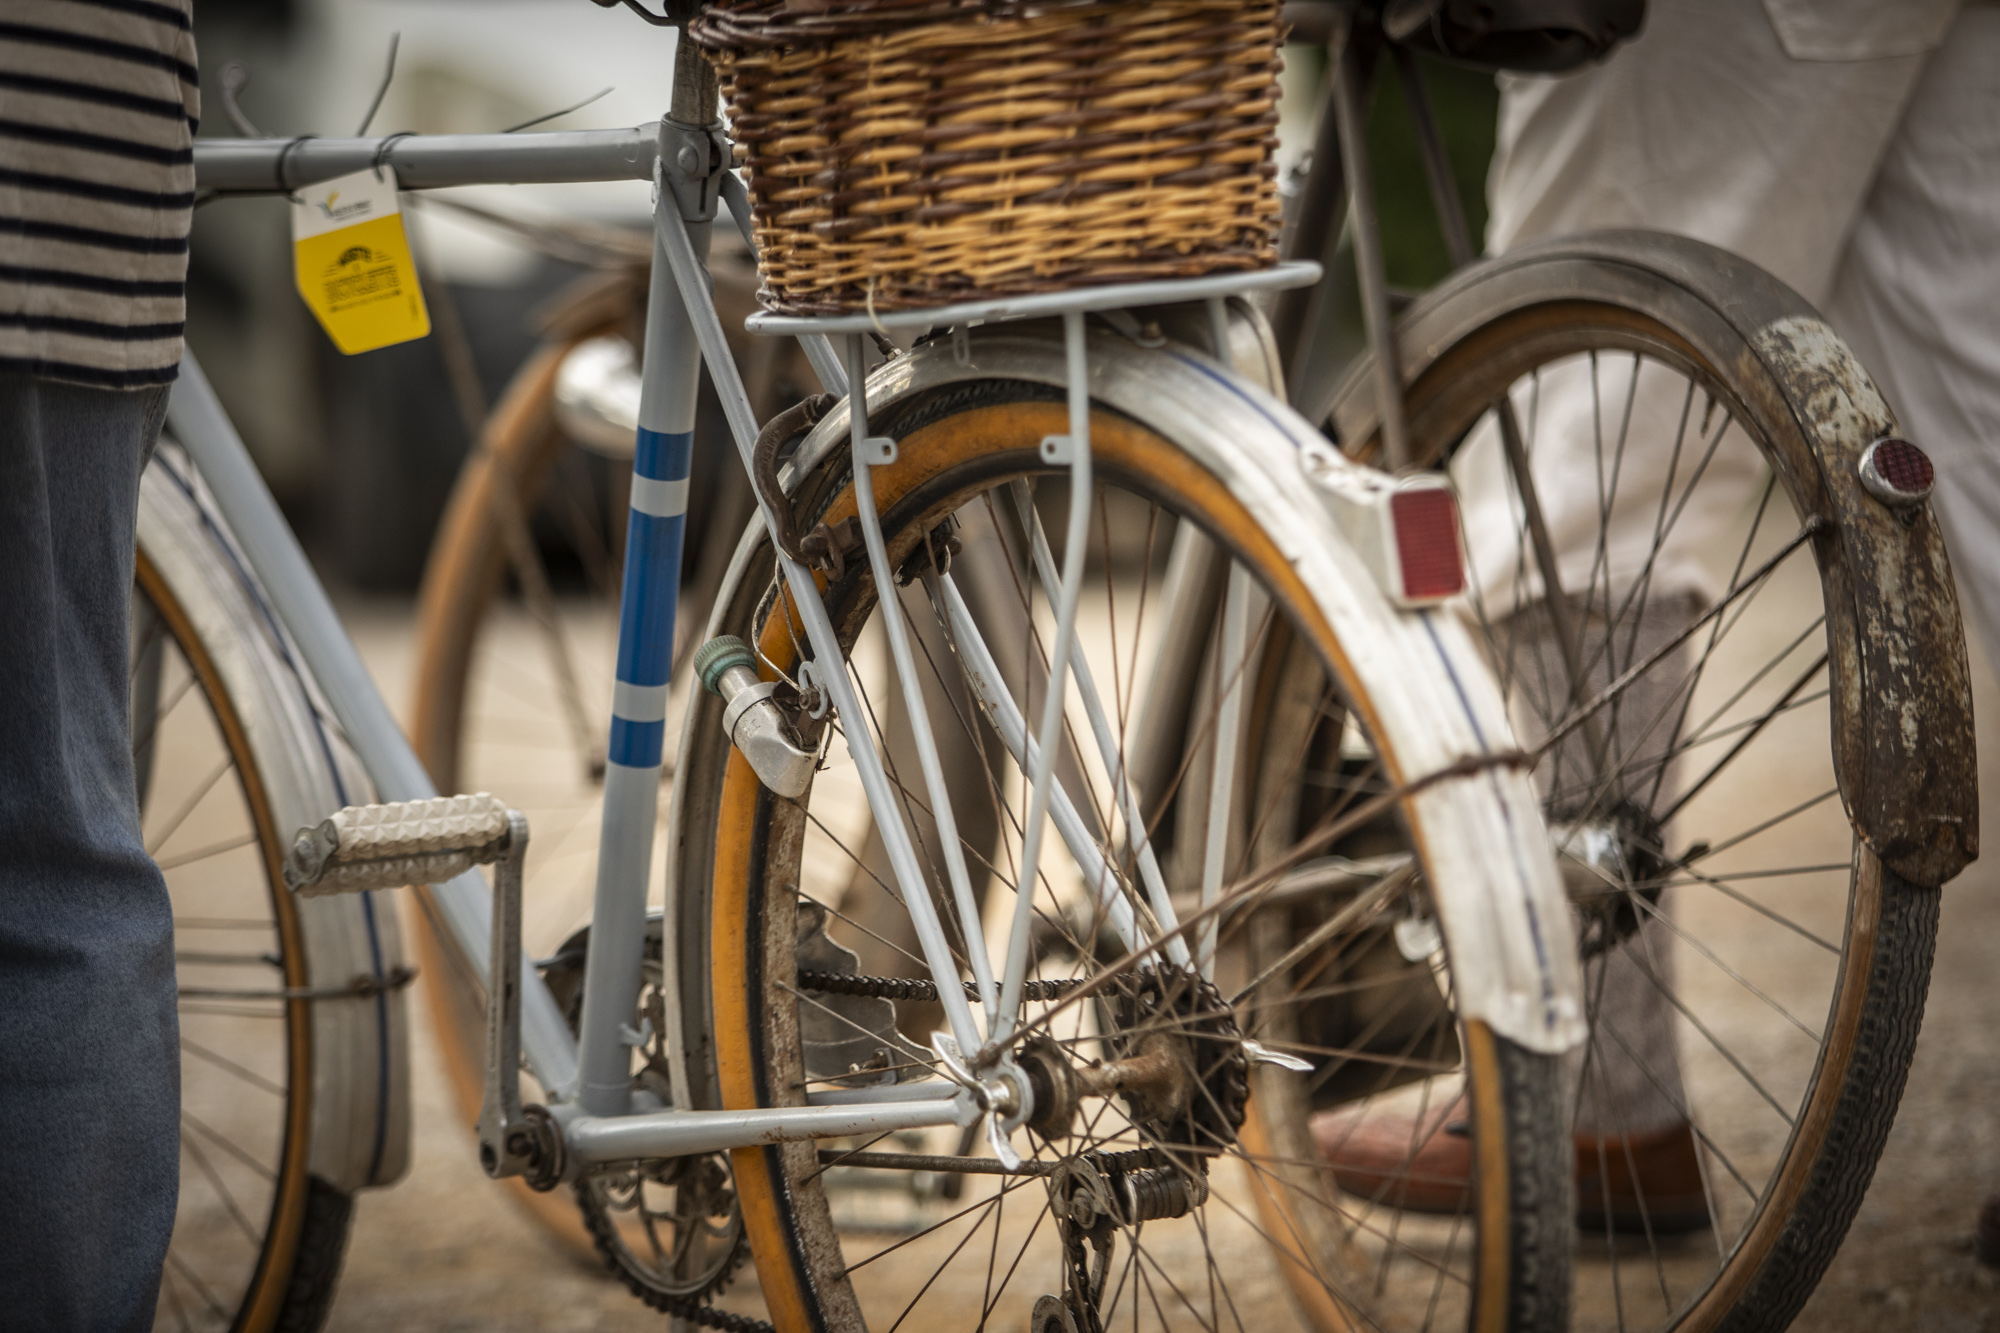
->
[1554, 801, 1669, 958]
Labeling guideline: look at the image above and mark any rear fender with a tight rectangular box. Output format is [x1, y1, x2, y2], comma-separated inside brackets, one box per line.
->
[688, 318, 1584, 1056]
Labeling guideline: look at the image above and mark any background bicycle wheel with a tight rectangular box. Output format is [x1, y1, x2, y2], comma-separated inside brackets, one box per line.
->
[141, 446, 411, 1333]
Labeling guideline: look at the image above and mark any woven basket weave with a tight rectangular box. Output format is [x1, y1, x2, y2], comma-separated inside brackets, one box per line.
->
[689, 0, 1285, 315]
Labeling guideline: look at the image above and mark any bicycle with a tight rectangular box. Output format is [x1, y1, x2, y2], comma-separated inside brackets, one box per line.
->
[158, 7, 1584, 1330]
[151, 4, 1971, 1332]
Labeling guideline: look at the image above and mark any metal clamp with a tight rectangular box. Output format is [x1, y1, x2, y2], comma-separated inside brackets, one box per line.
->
[657, 119, 725, 223]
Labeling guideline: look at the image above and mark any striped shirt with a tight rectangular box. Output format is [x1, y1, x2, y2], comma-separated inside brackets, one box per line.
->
[0, 0, 197, 389]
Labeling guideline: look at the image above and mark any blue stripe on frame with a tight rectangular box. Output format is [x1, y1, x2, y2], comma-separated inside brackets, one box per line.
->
[608, 716, 667, 769]
[634, 427, 693, 482]
[614, 508, 687, 688]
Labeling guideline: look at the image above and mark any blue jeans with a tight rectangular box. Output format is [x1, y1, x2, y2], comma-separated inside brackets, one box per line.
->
[0, 374, 177, 1331]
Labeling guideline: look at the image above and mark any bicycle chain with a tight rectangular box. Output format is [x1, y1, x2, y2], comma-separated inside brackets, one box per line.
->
[657, 1293, 775, 1333]
[796, 970, 1086, 1003]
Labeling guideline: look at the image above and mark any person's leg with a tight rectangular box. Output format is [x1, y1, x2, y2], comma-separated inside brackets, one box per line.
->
[0, 374, 178, 1331]
[1820, 2, 2000, 673]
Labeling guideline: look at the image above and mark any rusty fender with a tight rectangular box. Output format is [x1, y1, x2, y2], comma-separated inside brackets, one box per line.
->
[1333, 230, 1977, 887]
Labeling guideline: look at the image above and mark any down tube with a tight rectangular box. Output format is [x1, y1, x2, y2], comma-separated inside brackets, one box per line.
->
[572, 206, 709, 1117]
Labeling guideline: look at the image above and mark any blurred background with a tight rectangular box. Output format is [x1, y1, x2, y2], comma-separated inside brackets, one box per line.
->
[189, 0, 675, 587]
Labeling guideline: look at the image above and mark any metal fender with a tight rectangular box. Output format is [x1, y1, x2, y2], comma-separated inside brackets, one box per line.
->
[690, 317, 1584, 1057]
[1331, 231, 1977, 886]
[139, 451, 413, 1191]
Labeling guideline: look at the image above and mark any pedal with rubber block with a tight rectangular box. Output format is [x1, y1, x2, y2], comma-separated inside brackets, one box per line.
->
[284, 794, 561, 1188]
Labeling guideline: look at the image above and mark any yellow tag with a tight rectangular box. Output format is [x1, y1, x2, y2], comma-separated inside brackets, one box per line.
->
[292, 168, 430, 354]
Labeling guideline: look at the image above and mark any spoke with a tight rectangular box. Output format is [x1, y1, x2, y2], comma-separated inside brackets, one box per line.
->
[163, 1250, 231, 1323]
[144, 754, 234, 857]
[1687, 786, 1842, 865]
[131, 672, 199, 773]
[1005, 752, 1519, 1052]
[1625, 891, 1823, 1042]
[181, 1107, 279, 1183]
[180, 1035, 285, 1098]
[883, 1186, 1004, 1333]
[1657, 653, 1827, 825]
[1231, 862, 1412, 1003]
[1589, 1005, 1761, 1206]
[161, 1267, 195, 1333]
[1550, 684, 1831, 811]
[1668, 866, 1843, 952]
[839, 1172, 1042, 1275]
[1536, 519, 1821, 761]
[1638, 470, 1779, 817]
[155, 832, 258, 873]
[179, 1127, 262, 1245]
[1675, 614, 1827, 751]
[176, 950, 280, 967]
[1619, 930, 1797, 1129]
[1226, 1144, 1470, 1290]
[984, 1181, 1059, 1326]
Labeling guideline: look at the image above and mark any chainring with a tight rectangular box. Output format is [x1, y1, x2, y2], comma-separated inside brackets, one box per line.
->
[541, 916, 750, 1308]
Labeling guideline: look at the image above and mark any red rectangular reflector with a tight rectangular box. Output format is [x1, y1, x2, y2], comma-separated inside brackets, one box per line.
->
[1389, 487, 1465, 601]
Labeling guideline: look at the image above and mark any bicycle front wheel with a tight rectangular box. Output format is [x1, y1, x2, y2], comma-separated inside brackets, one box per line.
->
[1327, 230, 1972, 1332]
[138, 445, 408, 1331]
[674, 323, 1573, 1333]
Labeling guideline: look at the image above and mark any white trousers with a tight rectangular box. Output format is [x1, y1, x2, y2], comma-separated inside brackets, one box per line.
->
[1458, 0, 2000, 1136]
[1471, 0, 2000, 663]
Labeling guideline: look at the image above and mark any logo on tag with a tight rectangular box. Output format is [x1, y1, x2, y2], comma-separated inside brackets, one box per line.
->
[292, 167, 430, 354]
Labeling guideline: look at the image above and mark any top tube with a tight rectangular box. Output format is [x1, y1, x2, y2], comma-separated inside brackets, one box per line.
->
[193, 125, 659, 195]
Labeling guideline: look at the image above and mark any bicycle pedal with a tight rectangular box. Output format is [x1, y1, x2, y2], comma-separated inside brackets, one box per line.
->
[285, 792, 517, 897]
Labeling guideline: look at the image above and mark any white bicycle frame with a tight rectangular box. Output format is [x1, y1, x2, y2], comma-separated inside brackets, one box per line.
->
[182, 114, 1580, 1182]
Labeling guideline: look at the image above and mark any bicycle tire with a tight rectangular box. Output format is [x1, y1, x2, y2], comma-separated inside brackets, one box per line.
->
[672, 331, 1573, 1333]
[1323, 229, 1967, 1331]
[139, 445, 403, 1332]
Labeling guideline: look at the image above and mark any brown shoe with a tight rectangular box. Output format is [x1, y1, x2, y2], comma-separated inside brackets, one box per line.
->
[1309, 1101, 1473, 1214]
[1576, 1122, 1711, 1235]
[1314, 1108, 1713, 1234]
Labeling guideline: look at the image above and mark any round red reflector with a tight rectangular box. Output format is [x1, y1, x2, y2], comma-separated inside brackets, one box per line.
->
[1859, 437, 1933, 505]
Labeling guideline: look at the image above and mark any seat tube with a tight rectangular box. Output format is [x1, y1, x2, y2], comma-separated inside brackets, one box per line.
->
[575, 133, 713, 1117]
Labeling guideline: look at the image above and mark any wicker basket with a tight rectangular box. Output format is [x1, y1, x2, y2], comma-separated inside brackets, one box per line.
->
[689, 0, 1285, 316]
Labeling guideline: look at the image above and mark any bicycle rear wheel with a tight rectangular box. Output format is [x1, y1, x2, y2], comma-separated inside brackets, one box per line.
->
[674, 326, 1573, 1332]
[139, 446, 407, 1331]
[1326, 231, 1972, 1331]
